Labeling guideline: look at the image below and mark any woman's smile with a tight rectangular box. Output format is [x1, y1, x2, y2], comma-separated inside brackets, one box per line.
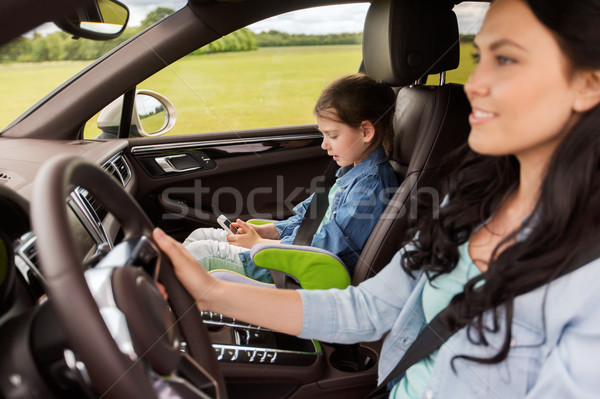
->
[468, 107, 498, 125]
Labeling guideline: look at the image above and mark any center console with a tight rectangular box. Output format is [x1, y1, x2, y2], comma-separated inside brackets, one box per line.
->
[201, 311, 322, 367]
[199, 311, 381, 399]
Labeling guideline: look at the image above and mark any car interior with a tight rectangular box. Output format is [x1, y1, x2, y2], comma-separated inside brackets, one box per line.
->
[0, 0, 480, 398]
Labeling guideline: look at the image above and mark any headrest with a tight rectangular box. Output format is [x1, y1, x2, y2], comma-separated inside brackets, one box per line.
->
[389, 84, 471, 178]
[363, 0, 460, 86]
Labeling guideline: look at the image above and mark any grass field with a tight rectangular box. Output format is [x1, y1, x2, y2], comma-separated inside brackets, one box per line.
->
[0, 44, 476, 137]
[0, 60, 93, 130]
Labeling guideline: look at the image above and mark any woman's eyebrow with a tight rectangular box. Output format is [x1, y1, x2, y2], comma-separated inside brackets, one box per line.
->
[490, 38, 529, 52]
[473, 38, 529, 53]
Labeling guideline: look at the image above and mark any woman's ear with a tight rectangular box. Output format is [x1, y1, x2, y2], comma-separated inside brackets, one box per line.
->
[360, 121, 376, 143]
[573, 70, 600, 113]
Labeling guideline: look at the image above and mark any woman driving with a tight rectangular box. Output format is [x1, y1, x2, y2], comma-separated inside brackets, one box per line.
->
[153, 0, 600, 396]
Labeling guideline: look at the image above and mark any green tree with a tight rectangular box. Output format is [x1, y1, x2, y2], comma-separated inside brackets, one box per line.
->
[0, 36, 32, 62]
[255, 30, 362, 47]
[140, 7, 175, 28]
[45, 33, 66, 61]
[192, 28, 257, 55]
[459, 34, 476, 43]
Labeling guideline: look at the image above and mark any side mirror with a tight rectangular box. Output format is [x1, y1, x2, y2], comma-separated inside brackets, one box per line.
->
[97, 90, 177, 139]
[54, 0, 129, 40]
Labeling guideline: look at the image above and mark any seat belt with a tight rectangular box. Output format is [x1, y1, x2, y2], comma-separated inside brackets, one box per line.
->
[292, 160, 339, 245]
[375, 242, 600, 392]
[270, 161, 339, 288]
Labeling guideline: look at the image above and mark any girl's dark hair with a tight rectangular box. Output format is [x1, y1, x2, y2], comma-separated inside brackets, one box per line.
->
[402, 0, 600, 365]
[314, 73, 396, 156]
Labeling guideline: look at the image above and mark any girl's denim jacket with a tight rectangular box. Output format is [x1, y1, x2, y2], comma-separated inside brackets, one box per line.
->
[270, 146, 397, 275]
[299, 244, 600, 398]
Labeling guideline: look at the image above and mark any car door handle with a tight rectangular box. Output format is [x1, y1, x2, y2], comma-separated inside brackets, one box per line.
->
[155, 154, 202, 173]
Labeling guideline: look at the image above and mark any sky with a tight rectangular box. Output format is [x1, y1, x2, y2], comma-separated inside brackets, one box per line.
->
[246, 2, 489, 35]
[32, 1, 489, 37]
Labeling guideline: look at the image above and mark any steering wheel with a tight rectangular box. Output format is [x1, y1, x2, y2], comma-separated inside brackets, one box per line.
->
[31, 155, 226, 398]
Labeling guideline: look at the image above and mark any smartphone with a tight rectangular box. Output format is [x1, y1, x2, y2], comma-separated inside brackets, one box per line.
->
[217, 214, 237, 235]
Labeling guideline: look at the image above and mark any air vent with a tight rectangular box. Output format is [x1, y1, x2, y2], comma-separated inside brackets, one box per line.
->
[22, 239, 39, 268]
[15, 234, 47, 297]
[68, 188, 111, 246]
[113, 156, 131, 184]
[104, 154, 131, 187]
[0, 169, 24, 189]
[66, 154, 130, 223]
[79, 188, 108, 220]
[106, 165, 121, 184]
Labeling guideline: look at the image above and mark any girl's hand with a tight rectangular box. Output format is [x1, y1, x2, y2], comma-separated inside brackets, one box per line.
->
[230, 220, 246, 234]
[152, 228, 219, 306]
[231, 220, 280, 239]
[227, 219, 262, 249]
[250, 222, 281, 239]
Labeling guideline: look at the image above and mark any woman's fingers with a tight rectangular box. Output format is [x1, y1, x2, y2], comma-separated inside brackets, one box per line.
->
[153, 227, 196, 265]
[155, 281, 168, 301]
[152, 228, 217, 302]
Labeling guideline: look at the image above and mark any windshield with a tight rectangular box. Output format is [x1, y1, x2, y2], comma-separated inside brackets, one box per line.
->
[0, 1, 488, 136]
[0, 1, 186, 131]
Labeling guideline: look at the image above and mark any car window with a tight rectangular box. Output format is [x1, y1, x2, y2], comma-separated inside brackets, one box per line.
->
[82, 3, 370, 139]
[0, 2, 186, 133]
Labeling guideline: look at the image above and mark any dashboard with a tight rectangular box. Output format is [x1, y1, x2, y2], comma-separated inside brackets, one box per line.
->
[0, 132, 376, 398]
[0, 140, 133, 313]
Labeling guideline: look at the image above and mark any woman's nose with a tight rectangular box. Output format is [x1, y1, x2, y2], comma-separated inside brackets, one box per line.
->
[321, 138, 329, 150]
[464, 63, 490, 99]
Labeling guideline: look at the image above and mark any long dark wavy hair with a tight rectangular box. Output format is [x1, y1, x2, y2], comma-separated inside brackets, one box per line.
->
[401, 0, 600, 365]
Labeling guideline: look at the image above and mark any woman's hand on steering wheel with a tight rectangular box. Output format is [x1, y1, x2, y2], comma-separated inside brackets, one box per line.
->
[153, 228, 219, 308]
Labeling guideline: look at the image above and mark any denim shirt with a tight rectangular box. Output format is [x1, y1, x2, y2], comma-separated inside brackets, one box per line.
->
[270, 146, 397, 274]
[299, 247, 600, 398]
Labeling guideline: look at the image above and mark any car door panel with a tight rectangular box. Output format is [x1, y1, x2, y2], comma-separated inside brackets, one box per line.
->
[126, 126, 328, 236]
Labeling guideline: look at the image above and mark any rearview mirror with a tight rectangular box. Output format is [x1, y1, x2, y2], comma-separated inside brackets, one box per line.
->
[54, 0, 129, 40]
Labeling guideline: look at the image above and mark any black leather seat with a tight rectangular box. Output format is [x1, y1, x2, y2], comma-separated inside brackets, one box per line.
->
[352, 0, 472, 284]
[353, 84, 471, 284]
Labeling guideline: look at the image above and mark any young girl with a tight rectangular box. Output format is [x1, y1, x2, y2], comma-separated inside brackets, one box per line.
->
[183, 73, 398, 284]
[154, 0, 600, 396]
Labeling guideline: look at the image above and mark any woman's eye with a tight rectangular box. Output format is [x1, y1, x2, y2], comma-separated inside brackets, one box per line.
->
[471, 52, 480, 64]
[496, 55, 515, 65]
